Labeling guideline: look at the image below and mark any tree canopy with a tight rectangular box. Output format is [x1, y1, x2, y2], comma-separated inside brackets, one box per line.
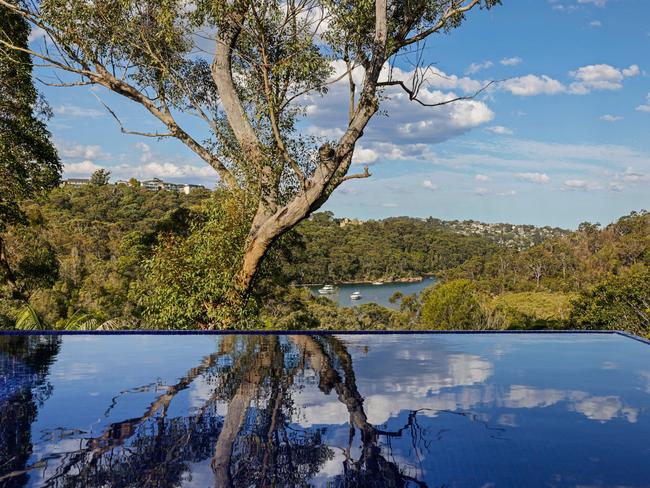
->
[0, 6, 60, 297]
[1, 0, 500, 324]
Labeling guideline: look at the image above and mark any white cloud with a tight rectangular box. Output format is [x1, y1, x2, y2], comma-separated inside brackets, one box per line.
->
[466, 60, 493, 74]
[516, 172, 550, 184]
[475, 174, 490, 182]
[125, 161, 217, 179]
[302, 60, 494, 148]
[588, 20, 602, 27]
[368, 142, 434, 161]
[422, 179, 438, 191]
[58, 141, 109, 160]
[485, 125, 514, 135]
[64, 160, 102, 175]
[502, 75, 566, 96]
[551, 3, 579, 12]
[621, 167, 649, 183]
[636, 92, 650, 113]
[564, 179, 603, 191]
[500, 57, 522, 66]
[474, 187, 489, 195]
[352, 146, 379, 165]
[578, 0, 607, 6]
[569, 64, 639, 94]
[599, 114, 622, 122]
[622, 65, 640, 77]
[501, 64, 638, 97]
[54, 104, 104, 118]
[381, 202, 398, 208]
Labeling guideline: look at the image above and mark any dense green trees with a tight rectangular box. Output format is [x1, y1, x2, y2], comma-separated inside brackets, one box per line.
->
[433, 211, 650, 336]
[0, 185, 209, 327]
[571, 266, 650, 337]
[441, 211, 650, 295]
[89, 168, 111, 186]
[1, 181, 648, 335]
[0, 7, 60, 298]
[284, 212, 499, 284]
[420, 279, 484, 329]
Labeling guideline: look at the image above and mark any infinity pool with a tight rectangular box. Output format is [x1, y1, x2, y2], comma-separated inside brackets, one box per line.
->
[1, 332, 649, 487]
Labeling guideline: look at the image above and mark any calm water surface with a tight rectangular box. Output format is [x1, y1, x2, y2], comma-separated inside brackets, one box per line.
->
[309, 277, 436, 308]
[1, 332, 649, 487]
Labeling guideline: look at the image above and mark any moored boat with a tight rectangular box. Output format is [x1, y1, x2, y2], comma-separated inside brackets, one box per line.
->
[350, 291, 362, 300]
[318, 284, 336, 294]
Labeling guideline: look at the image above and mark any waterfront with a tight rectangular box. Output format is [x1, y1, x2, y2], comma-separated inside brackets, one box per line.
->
[309, 277, 436, 308]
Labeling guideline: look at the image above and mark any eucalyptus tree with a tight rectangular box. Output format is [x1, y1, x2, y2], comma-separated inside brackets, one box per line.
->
[0, 0, 500, 310]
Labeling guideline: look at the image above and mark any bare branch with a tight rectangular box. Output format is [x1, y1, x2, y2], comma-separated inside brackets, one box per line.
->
[377, 78, 501, 107]
[340, 165, 371, 182]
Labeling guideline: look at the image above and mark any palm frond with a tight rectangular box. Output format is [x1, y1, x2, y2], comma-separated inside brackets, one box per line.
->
[13, 304, 44, 330]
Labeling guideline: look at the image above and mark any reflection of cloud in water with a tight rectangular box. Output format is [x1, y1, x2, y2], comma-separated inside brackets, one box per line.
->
[53, 361, 100, 381]
[505, 385, 567, 408]
[295, 347, 493, 427]
[503, 385, 638, 423]
[570, 396, 638, 423]
[365, 386, 495, 425]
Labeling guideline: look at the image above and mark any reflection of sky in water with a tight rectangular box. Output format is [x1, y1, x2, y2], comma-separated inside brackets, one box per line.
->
[0, 332, 649, 487]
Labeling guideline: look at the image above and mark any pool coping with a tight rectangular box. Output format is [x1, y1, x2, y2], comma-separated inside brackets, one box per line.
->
[0, 329, 648, 345]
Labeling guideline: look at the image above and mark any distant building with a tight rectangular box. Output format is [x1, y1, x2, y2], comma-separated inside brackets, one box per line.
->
[61, 178, 90, 188]
[141, 178, 205, 193]
[181, 183, 205, 194]
[114, 180, 129, 186]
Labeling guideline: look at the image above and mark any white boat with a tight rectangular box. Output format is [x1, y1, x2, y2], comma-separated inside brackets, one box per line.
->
[350, 291, 362, 300]
[372, 281, 383, 285]
[318, 284, 336, 294]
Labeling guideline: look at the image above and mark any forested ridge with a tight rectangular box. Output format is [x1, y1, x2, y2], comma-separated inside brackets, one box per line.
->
[0, 186, 499, 325]
[284, 212, 502, 284]
[422, 210, 650, 336]
[0, 185, 648, 336]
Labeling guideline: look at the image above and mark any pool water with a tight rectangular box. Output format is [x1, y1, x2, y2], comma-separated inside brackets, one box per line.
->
[1, 332, 649, 487]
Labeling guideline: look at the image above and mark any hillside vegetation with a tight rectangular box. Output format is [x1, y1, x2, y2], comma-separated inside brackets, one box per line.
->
[0, 185, 647, 336]
[422, 211, 650, 335]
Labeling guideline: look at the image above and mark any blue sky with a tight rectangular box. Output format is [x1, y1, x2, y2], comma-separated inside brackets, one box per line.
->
[36, 0, 649, 228]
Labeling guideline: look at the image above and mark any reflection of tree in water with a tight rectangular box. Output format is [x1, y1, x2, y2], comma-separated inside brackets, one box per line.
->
[1, 335, 432, 487]
[293, 335, 431, 487]
[0, 335, 61, 488]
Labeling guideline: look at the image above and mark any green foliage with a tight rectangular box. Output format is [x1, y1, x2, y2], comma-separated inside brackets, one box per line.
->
[139, 190, 258, 328]
[0, 184, 209, 327]
[420, 279, 485, 329]
[571, 266, 650, 337]
[0, 8, 60, 232]
[89, 169, 111, 186]
[13, 303, 44, 330]
[284, 213, 498, 284]
[442, 211, 650, 295]
[489, 292, 576, 330]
